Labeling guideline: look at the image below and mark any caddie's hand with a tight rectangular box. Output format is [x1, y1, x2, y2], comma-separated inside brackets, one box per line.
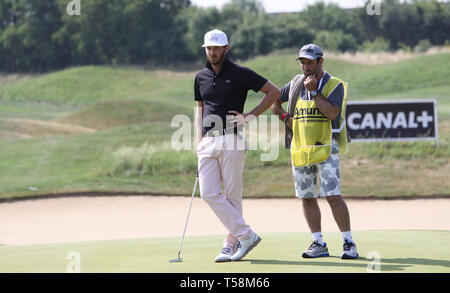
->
[304, 75, 318, 92]
[227, 111, 256, 125]
[286, 117, 293, 129]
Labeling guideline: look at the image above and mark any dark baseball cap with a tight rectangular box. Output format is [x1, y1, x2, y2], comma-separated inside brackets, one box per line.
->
[297, 44, 323, 60]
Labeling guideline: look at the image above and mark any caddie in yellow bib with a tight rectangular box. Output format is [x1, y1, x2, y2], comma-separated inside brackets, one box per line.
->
[291, 77, 349, 167]
[270, 43, 359, 260]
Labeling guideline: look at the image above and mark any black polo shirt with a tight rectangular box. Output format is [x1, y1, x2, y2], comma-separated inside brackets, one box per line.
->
[194, 57, 268, 136]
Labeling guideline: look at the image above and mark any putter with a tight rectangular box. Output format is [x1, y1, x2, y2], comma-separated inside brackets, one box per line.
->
[170, 172, 199, 263]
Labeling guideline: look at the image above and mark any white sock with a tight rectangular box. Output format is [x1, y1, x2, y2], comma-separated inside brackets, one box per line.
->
[342, 231, 353, 243]
[312, 232, 324, 245]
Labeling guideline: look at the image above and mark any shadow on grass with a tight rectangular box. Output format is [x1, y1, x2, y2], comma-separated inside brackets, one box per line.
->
[378, 257, 450, 268]
[249, 256, 450, 272]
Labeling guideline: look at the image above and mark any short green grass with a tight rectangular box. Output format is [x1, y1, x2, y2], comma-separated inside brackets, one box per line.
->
[0, 230, 448, 273]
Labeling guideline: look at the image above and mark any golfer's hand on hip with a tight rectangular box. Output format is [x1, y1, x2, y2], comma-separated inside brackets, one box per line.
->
[227, 110, 256, 125]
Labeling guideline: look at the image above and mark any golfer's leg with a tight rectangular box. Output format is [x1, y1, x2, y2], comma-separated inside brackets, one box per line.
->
[198, 138, 229, 246]
[220, 145, 248, 246]
[197, 138, 222, 201]
[198, 154, 252, 242]
[222, 132, 247, 215]
[221, 148, 246, 215]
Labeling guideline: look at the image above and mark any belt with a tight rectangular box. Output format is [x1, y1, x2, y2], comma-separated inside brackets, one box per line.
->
[203, 127, 241, 137]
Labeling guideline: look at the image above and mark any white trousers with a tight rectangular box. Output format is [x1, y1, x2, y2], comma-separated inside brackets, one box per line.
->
[197, 133, 254, 248]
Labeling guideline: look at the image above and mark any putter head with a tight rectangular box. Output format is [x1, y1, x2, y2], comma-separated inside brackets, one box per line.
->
[169, 257, 183, 263]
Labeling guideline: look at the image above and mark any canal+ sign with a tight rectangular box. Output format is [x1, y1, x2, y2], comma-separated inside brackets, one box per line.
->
[346, 100, 438, 142]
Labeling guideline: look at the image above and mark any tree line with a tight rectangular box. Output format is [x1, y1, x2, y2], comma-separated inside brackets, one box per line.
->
[0, 0, 449, 72]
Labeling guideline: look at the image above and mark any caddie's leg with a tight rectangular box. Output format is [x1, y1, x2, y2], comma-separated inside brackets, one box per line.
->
[318, 140, 358, 258]
[301, 198, 329, 258]
[318, 139, 351, 232]
[293, 164, 321, 233]
[302, 198, 322, 233]
[326, 195, 358, 259]
[325, 195, 351, 232]
[293, 165, 329, 258]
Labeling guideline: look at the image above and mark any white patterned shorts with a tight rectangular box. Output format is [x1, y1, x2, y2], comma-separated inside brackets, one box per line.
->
[292, 140, 341, 199]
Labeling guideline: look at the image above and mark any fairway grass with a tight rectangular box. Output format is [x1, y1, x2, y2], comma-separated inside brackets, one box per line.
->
[0, 230, 448, 273]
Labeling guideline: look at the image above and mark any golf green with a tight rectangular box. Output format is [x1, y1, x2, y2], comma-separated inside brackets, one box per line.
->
[0, 230, 448, 273]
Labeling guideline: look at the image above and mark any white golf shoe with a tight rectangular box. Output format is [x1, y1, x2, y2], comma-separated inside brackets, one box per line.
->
[214, 246, 236, 262]
[230, 234, 262, 261]
[341, 240, 359, 259]
[302, 241, 329, 258]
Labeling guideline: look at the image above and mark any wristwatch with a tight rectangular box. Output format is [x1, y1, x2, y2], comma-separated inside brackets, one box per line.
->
[310, 90, 318, 97]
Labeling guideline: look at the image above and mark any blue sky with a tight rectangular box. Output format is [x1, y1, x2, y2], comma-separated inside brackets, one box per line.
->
[190, 0, 371, 13]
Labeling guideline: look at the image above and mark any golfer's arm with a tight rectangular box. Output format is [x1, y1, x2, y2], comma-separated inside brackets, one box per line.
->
[195, 102, 203, 145]
[270, 98, 293, 129]
[313, 94, 339, 121]
[247, 80, 281, 118]
[270, 97, 286, 117]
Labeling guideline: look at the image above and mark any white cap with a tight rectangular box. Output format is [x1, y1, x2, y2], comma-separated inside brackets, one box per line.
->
[202, 29, 229, 47]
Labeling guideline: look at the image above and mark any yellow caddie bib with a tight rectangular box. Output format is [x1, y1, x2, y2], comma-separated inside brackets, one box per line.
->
[291, 77, 349, 167]
[291, 99, 332, 167]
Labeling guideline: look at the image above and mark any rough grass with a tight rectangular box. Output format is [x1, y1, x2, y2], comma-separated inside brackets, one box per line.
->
[0, 73, 34, 85]
[100, 118, 449, 198]
[325, 46, 450, 65]
[0, 118, 94, 138]
[244, 52, 450, 100]
[2, 53, 449, 107]
[56, 99, 192, 130]
[0, 52, 449, 199]
[0, 65, 194, 106]
[106, 142, 197, 177]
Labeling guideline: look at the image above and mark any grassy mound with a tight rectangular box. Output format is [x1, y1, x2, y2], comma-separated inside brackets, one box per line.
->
[0, 51, 449, 199]
[245, 52, 450, 99]
[0, 118, 94, 139]
[0, 65, 194, 105]
[57, 100, 192, 130]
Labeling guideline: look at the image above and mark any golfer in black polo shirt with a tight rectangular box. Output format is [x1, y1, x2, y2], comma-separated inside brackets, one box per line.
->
[194, 29, 280, 262]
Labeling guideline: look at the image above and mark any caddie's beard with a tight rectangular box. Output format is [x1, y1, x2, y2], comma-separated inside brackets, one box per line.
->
[208, 51, 226, 66]
[304, 62, 322, 77]
[304, 68, 319, 77]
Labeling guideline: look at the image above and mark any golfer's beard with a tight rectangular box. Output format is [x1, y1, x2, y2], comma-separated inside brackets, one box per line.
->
[208, 52, 226, 65]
